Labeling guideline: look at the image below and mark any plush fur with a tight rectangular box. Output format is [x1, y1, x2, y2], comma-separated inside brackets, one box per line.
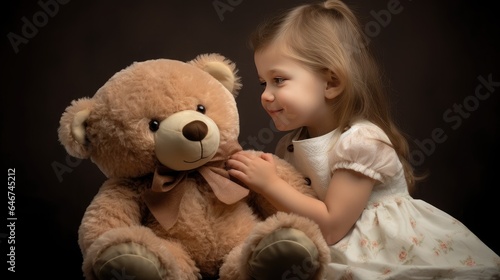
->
[58, 53, 330, 279]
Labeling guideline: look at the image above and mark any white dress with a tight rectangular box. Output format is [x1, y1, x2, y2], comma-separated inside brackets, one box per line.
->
[275, 120, 500, 279]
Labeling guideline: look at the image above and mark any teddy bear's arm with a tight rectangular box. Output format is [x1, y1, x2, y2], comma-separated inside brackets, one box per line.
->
[78, 178, 145, 254]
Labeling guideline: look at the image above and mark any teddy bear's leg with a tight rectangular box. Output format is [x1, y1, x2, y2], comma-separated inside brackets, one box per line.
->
[220, 229, 319, 280]
[93, 242, 166, 280]
[83, 226, 200, 280]
[248, 227, 319, 280]
[219, 243, 244, 280]
[236, 212, 331, 280]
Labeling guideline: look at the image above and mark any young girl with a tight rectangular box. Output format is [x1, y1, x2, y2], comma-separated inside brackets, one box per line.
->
[228, 0, 500, 279]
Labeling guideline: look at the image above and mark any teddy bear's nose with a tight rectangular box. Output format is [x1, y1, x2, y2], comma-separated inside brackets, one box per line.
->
[182, 120, 208, 141]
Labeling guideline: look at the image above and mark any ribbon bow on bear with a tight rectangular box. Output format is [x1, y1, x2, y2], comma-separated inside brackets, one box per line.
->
[143, 141, 249, 231]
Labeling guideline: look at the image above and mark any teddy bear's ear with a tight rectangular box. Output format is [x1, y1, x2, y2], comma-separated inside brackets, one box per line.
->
[58, 97, 95, 159]
[188, 53, 242, 97]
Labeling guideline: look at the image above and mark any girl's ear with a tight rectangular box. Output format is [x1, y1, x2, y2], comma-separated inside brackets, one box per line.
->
[325, 71, 344, 99]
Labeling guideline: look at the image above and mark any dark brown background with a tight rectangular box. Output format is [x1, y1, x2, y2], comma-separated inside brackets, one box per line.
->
[1, 0, 499, 278]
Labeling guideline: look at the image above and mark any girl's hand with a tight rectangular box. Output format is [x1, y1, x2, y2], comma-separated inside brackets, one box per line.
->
[227, 151, 280, 194]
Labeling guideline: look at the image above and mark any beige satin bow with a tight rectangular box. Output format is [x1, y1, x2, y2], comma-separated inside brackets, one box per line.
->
[143, 141, 249, 231]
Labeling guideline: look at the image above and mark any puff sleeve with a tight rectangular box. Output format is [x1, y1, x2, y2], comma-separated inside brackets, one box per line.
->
[330, 123, 401, 183]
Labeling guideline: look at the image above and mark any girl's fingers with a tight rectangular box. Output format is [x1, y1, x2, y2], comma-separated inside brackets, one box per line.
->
[260, 152, 273, 161]
[230, 152, 256, 163]
[228, 159, 250, 172]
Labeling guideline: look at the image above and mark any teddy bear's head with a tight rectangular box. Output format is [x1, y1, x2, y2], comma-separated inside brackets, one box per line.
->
[58, 54, 242, 179]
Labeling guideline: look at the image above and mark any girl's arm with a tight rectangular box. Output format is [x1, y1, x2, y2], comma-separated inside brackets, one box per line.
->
[227, 151, 374, 245]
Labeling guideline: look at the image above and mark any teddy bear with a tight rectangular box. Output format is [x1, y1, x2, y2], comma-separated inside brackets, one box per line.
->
[58, 53, 331, 280]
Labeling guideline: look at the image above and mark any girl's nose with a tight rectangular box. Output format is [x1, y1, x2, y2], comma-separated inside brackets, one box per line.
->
[261, 88, 274, 102]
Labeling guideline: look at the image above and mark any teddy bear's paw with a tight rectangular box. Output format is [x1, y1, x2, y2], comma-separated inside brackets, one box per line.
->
[218, 243, 244, 280]
[248, 228, 320, 280]
[93, 242, 168, 280]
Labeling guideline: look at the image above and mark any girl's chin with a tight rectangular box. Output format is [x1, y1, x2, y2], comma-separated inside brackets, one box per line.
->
[271, 118, 297, 132]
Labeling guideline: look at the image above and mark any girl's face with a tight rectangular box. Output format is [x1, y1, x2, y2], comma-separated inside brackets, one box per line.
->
[254, 44, 337, 137]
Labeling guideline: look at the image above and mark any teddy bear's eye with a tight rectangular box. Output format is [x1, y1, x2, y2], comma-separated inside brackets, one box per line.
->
[196, 104, 206, 114]
[149, 120, 160, 132]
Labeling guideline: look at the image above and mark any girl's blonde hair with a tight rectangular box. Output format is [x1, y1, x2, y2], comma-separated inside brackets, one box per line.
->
[250, 0, 416, 191]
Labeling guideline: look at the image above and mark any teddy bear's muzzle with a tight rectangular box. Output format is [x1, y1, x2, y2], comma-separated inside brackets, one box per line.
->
[182, 120, 208, 142]
[154, 110, 220, 171]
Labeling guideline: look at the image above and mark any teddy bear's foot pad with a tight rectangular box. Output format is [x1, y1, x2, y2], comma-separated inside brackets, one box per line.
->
[248, 228, 319, 280]
[93, 242, 164, 280]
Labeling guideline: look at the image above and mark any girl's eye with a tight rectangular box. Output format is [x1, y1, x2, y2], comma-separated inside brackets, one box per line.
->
[259, 77, 286, 87]
[274, 77, 285, 85]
